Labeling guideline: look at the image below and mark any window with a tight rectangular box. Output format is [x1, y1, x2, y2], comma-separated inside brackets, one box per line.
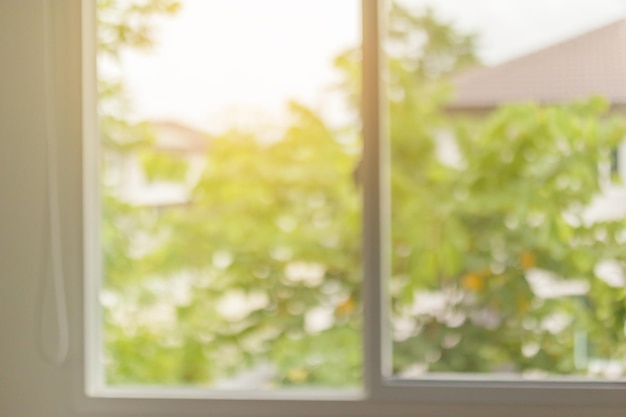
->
[91, 0, 363, 394]
[80, 0, 626, 415]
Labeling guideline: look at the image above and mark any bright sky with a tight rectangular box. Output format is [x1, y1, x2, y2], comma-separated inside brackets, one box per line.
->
[408, 0, 626, 64]
[116, 0, 626, 132]
[118, 0, 360, 132]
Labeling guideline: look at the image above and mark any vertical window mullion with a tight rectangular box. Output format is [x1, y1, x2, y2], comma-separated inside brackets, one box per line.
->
[362, 0, 389, 400]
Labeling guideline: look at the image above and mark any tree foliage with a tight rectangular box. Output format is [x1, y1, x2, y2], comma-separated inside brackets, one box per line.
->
[392, 98, 626, 374]
[101, 0, 626, 387]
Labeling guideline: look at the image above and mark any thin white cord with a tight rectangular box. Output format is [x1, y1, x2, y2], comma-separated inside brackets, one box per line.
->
[37, 0, 70, 366]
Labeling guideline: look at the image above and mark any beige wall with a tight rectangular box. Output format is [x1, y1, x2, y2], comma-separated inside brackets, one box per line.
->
[0, 1, 81, 416]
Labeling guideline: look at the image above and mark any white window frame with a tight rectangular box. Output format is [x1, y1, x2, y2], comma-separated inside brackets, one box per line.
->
[78, 0, 626, 415]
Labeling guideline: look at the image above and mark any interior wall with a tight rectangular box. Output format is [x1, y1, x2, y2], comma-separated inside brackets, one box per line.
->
[0, 1, 81, 416]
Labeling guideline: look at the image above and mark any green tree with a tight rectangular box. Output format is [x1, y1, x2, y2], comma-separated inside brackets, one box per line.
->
[391, 98, 626, 375]
[96, 0, 189, 384]
[138, 103, 361, 386]
[335, 2, 626, 377]
[100, 1, 481, 387]
[101, 0, 626, 386]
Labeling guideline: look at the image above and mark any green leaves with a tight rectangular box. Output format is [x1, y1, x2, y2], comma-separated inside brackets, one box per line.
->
[140, 150, 189, 182]
[100, 0, 626, 385]
[97, 0, 181, 58]
[391, 96, 626, 375]
[104, 100, 362, 386]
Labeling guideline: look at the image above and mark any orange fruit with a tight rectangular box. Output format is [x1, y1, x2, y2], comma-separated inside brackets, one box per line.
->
[461, 272, 484, 291]
[519, 250, 536, 270]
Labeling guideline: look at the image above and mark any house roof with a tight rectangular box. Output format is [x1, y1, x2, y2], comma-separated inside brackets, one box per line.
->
[449, 18, 626, 112]
[151, 121, 210, 153]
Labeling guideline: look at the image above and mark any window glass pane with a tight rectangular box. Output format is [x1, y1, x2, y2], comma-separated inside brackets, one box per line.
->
[389, 0, 626, 380]
[97, 0, 361, 390]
